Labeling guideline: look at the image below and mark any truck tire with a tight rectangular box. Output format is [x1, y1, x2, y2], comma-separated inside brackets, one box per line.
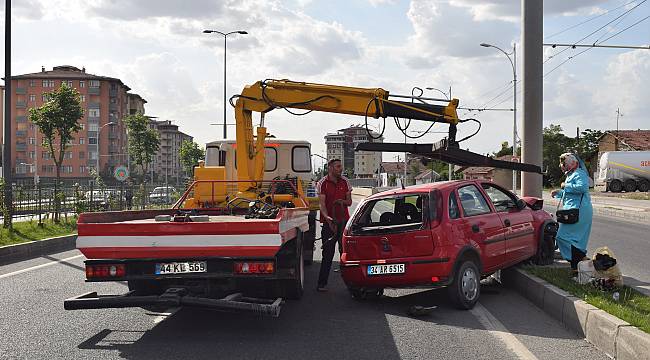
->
[637, 179, 649, 192]
[447, 260, 480, 310]
[303, 211, 317, 266]
[609, 179, 623, 193]
[282, 238, 304, 300]
[624, 179, 637, 192]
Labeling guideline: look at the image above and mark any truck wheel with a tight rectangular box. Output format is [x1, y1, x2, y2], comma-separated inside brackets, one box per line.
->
[447, 260, 480, 310]
[624, 179, 637, 192]
[282, 239, 304, 300]
[609, 179, 623, 193]
[638, 180, 650, 192]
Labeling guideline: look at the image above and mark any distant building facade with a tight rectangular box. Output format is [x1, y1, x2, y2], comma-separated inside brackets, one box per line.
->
[6, 65, 139, 185]
[325, 126, 383, 178]
[460, 155, 520, 190]
[148, 120, 193, 185]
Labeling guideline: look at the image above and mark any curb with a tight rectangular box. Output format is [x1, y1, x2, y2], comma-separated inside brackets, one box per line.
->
[503, 267, 650, 359]
[0, 234, 77, 265]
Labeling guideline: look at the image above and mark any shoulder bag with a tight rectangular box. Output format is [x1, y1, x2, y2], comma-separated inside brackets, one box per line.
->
[556, 192, 584, 224]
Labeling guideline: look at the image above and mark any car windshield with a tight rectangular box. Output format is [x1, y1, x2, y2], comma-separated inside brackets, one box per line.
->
[354, 193, 427, 229]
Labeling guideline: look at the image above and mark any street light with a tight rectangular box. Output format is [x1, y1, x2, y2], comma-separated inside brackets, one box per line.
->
[97, 122, 116, 178]
[203, 29, 248, 140]
[480, 42, 518, 193]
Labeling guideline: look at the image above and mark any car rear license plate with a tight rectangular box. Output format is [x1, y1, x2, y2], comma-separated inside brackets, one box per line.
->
[367, 263, 405, 275]
[155, 261, 207, 275]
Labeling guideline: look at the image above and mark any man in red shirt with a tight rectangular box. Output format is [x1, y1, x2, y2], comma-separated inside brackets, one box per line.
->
[316, 158, 352, 292]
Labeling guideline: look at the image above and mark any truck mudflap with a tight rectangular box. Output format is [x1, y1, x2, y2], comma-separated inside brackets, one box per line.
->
[64, 288, 284, 317]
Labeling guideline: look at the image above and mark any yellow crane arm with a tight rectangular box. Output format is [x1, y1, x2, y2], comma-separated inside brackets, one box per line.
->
[232, 79, 460, 191]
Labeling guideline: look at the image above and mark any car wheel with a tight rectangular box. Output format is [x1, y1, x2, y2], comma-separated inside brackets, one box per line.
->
[638, 179, 650, 192]
[282, 238, 304, 300]
[624, 179, 637, 192]
[609, 179, 623, 193]
[447, 260, 480, 310]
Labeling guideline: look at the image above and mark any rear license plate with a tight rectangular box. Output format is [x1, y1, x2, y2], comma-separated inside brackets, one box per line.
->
[155, 261, 207, 275]
[367, 263, 405, 275]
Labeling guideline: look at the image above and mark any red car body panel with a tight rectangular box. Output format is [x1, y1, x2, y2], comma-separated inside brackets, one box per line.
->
[341, 180, 553, 290]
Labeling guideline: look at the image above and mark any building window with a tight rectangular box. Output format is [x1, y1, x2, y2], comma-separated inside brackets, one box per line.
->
[29, 80, 35, 87]
[89, 151, 97, 160]
[29, 94, 36, 102]
[88, 137, 97, 145]
[29, 151, 35, 159]
[66, 80, 73, 87]
[80, 165, 87, 173]
[80, 80, 85, 88]
[80, 95, 86, 102]
[88, 109, 100, 118]
[88, 123, 99, 132]
[65, 152, 73, 159]
[28, 137, 35, 145]
[48, 80, 55, 87]
[79, 151, 85, 159]
[41, 94, 49, 102]
[79, 137, 85, 145]
[42, 80, 48, 87]
[89, 80, 100, 88]
[80, 123, 85, 130]
[42, 152, 51, 159]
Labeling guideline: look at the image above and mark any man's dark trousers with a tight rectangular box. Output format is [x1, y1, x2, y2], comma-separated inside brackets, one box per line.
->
[317, 223, 342, 288]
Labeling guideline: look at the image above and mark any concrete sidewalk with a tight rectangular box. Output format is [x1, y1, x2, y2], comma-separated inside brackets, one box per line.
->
[543, 191, 650, 223]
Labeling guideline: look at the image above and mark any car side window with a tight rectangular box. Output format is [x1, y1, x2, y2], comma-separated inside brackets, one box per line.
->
[458, 185, 491, 217]
[482, 184, 516, 212]
[449, 192, 460, 219]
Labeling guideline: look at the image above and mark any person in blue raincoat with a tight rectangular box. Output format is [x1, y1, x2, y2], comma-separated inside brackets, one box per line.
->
[551, 153, 594, 271]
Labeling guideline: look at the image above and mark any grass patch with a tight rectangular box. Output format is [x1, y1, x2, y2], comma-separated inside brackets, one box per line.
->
[0, 219, 77, 247]
[523, 265, 650, 334]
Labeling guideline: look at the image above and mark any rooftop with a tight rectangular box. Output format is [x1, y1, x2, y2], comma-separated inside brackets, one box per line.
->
[601, 130, 650, 151]
[13, 65, 131, 91]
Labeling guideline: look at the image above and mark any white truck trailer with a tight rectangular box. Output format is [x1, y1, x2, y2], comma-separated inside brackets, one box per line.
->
[597, 151, 650, 192]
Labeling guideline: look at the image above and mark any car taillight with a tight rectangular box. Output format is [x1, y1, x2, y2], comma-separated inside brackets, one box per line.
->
[85, 264, 126, 279]
[233, 261, 275, 274]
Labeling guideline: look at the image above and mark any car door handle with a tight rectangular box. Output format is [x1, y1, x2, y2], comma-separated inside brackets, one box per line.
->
[504, 219, 511, 227]
[471, 224, 480, 233]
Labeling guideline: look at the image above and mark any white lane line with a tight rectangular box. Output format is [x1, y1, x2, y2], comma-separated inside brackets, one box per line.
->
[0, 254, 84, 279]
[470, 302, 539, 360]
[151, 307, 181, 325]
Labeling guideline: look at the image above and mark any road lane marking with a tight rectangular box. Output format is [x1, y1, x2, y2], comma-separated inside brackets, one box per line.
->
[0, 254, 84, 279]
[471, 303, 539, 360]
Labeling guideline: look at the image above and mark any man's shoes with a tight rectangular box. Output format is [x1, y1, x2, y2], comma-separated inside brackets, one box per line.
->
[316, 286, 328, 292]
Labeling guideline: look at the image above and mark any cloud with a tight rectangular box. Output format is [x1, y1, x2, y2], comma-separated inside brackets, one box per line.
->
[87, 0, 227, 20]
[448, 0, 613, 21]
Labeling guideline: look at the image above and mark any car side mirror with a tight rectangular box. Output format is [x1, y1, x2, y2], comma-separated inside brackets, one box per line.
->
[516, 198, 527, 211]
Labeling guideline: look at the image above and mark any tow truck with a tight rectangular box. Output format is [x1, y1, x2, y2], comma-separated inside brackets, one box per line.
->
[65, 79, 540, 317]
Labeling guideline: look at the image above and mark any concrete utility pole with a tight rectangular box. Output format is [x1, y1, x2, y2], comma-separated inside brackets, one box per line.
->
[521, 0, 543, 197]
[3, 0, 12, 226]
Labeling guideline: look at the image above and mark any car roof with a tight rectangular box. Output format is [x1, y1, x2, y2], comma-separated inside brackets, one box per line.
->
[365, 180, 485, 200]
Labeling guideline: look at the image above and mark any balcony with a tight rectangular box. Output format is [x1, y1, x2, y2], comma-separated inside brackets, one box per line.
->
[16, 130, 27, 137]
[16, 101, 26, 109]
[88, 87, 100, 95]
[16, 115, 27, 123]
[15, 87, 26, 95]
[16, 143, 27, 151]
[109, 88, 118, 97]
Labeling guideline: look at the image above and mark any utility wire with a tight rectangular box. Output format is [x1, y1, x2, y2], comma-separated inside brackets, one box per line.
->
[544, 0, 647, 64]
[545, 0, 640, 40]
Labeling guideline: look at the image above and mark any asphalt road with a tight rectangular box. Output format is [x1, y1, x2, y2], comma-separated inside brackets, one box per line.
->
[0, 198, 609, 360]
[545, 204, 650, 296]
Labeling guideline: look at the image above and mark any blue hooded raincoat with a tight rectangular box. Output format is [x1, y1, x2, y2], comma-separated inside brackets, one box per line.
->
[552, 158, 593, 260]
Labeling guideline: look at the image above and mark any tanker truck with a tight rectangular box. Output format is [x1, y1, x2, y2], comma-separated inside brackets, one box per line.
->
[597, 151, 650, 192]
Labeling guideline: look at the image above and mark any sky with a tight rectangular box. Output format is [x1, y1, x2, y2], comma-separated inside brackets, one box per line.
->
[2, 0, 649, 168]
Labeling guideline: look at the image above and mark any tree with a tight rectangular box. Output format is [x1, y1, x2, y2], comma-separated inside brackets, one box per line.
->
[124, 113, 160, 184]
[542, 125, 574, 187]
[493, 141, 521, 158]
[179, 140, 205, 178]
[29, 83, 83, 222]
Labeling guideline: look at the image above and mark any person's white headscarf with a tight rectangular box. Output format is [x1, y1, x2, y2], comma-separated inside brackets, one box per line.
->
[560, 153, 579, 173]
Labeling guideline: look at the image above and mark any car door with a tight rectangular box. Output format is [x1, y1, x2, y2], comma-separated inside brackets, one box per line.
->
[346, 193, 433, 260]
[481, 183, 536, 264]
[456, 184, 507, 272]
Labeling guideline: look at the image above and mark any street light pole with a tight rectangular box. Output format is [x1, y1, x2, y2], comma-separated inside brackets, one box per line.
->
[97, 122, 116, 179]
[480, 42, 517, 193]
[203, 29, 248, 140]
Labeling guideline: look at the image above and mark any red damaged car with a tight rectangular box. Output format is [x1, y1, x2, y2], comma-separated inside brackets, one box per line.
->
[340, 180, 557, 309]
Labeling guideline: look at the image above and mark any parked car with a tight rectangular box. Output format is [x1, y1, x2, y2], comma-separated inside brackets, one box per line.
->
[84, 189, 125, 210]
[340, 180, 558, 309]
[148, 186, 178, 205]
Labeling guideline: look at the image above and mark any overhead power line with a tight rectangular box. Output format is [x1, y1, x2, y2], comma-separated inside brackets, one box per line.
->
[544, 43, 650, 50]
[544, 0, 641, 40]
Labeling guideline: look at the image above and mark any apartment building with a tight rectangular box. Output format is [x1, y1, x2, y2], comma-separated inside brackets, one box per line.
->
[148, 119, 193, 185]
[325, 125, 383, 178]
[7, 65, 140, 185]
